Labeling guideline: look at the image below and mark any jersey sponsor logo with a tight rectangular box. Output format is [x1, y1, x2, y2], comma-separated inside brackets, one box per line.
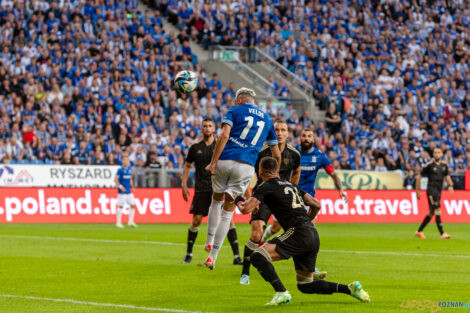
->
[301, 166, 317, 171]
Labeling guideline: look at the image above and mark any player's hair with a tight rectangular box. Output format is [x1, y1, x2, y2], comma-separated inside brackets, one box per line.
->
[301, 128, 314, 134]
[274, 119, 287, 125]
[259, 157, 278, 176]
[235, 87, 256, 100]
[122, 153, 129, 159]
[202, 117, 214, 124]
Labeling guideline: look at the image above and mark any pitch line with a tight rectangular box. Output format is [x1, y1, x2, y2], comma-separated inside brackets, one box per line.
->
[1, 234, 469, 259]
[0, 294, 205, 312]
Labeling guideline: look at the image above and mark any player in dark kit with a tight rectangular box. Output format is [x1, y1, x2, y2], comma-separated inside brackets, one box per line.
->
[181, 118, 243, 264]
[415, 147, 453, 239]
[237, 157, 370, 305]
[240, 120, 301, 285]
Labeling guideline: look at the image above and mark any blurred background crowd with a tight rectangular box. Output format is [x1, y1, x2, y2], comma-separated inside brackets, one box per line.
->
[0, 0, 469, 177]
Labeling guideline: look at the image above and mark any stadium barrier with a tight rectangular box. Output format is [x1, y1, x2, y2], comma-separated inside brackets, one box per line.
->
[0, 188, 468, 223]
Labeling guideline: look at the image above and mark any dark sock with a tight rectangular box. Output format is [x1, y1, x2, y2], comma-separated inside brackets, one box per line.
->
[418, 215, 432, 232]
[297, 280, 351, 295]
[435, 215, 444, 235]
[251, 252, 286, 292]
[242, 239, 259, 276]
[227, 227, 240, 257]
[186, 227, 198, 254]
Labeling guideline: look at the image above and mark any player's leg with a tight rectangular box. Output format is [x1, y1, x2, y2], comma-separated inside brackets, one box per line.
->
[262, 220, 282, 242]
[241, 219, 265, 284]
[183, 214, 202, 263]
[127, 194, 137, 227]
[294, 227, 369, 302]
[227, 220, 242, 265]
[205, 192, 224, 251]
[205, 161, 254, 269]
[416, 193, 436, 238]
[435, 207, 451, 239]
[116, 194, 124, 228]
[250, 242, 291, 305]
[205, 194, 236, 269]
[205, 161, 230, 251]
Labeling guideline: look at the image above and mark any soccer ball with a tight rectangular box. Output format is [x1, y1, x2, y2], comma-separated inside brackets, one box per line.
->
[174, 70, 198, 94]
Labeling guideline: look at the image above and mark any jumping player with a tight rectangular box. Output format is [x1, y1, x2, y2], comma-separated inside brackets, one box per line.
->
[115, 154, 137, 228]
[240, 120, 301, 284]
[415, 147, 453, 239]
[238, 157, 370, 305]
[181, 118, 242, 264]
[203, 87, 281, 270]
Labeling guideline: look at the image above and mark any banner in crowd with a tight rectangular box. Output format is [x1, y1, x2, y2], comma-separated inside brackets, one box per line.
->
[0, 165, 119, 188]
[0, 188, 469, 223]
[315, 170, 404, 190]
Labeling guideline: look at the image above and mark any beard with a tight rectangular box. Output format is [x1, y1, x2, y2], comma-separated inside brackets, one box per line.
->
[203, 132, 213, 139]
[300, 140, 313, 151]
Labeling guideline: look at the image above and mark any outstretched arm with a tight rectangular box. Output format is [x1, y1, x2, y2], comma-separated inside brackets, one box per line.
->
[329, 171, 348, 203]
[303, 193, 321, 220]
[205, 123, 231, 174]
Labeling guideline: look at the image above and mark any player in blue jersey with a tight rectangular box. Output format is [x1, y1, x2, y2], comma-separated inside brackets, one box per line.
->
[114, 154, 137, 228]
[261, 128, 347, 245]
[203, 87, 281, 270]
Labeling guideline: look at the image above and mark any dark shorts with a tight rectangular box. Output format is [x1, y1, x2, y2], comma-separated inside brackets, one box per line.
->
[190, 192, 212, 216]
[427, 189, 442, 211]
[268, 224, 319, 273]
[250, 203, 271, 224]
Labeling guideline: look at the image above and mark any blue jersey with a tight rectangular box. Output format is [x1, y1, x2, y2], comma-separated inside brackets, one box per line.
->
[298, 147, 332, 197]
[116, 166, 132, 194]
[219, 103, 277, 166]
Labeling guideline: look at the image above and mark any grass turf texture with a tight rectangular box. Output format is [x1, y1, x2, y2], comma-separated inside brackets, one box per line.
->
[0, 223, 469, 313]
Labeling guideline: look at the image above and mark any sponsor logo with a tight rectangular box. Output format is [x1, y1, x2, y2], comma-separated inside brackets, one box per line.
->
[0, 166, 34, 186]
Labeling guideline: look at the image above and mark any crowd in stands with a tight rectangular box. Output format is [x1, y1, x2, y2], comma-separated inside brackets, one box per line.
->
[0, 0, 469, 178]
[152, 0, 470, 174]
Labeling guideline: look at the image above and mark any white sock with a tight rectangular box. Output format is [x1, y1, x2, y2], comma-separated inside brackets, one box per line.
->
[117, 208, 123, 224]
[128, 207, 135, 224]
[205, 199, 224, 246]
[262, 224, 273, 242]
[209, 209, 234, 262]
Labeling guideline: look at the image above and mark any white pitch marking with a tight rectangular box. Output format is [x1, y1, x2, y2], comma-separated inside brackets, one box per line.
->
[1, 234, 469, 259]
[0, 294, 204, 313]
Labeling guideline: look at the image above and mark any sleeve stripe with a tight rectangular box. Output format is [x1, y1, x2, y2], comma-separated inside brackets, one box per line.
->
[222, 119, 233, 127]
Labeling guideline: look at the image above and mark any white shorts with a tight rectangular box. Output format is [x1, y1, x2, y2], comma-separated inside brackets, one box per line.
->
[212, 160, 255, 199]
[117, 193, 135, 207]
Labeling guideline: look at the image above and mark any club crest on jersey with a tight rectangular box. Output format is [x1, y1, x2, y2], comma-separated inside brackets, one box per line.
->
[283, 158, 290, 165]
[312, 156, 317, 162]
[197, 150, 202, 154]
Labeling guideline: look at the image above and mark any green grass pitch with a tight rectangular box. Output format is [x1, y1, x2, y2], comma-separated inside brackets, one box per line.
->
[0, 223, 469, 313]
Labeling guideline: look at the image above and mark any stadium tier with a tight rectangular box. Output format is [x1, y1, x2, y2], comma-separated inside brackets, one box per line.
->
[0, 0, 468, 176]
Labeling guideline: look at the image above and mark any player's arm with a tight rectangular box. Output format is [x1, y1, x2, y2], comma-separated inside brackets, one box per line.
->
[205, 123, 231, 174]
[237, 196, 260, 214]
[290, 165, 301, 184]
[446, 175, 454, 192]
[305, 194, 321, 220]
[181, 161, 192, 201]
[269, 145, 281, 171]
[327, 167, 348, 203]
[415, 173, 422, 199]
[130, 173, 135, 193]
[114, 175, 125, 192]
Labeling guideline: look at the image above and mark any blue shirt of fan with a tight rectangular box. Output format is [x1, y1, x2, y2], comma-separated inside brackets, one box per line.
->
[298, 147, 332, 197]
[116, 166, 132, 194]
[219, 103, 277, 166]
